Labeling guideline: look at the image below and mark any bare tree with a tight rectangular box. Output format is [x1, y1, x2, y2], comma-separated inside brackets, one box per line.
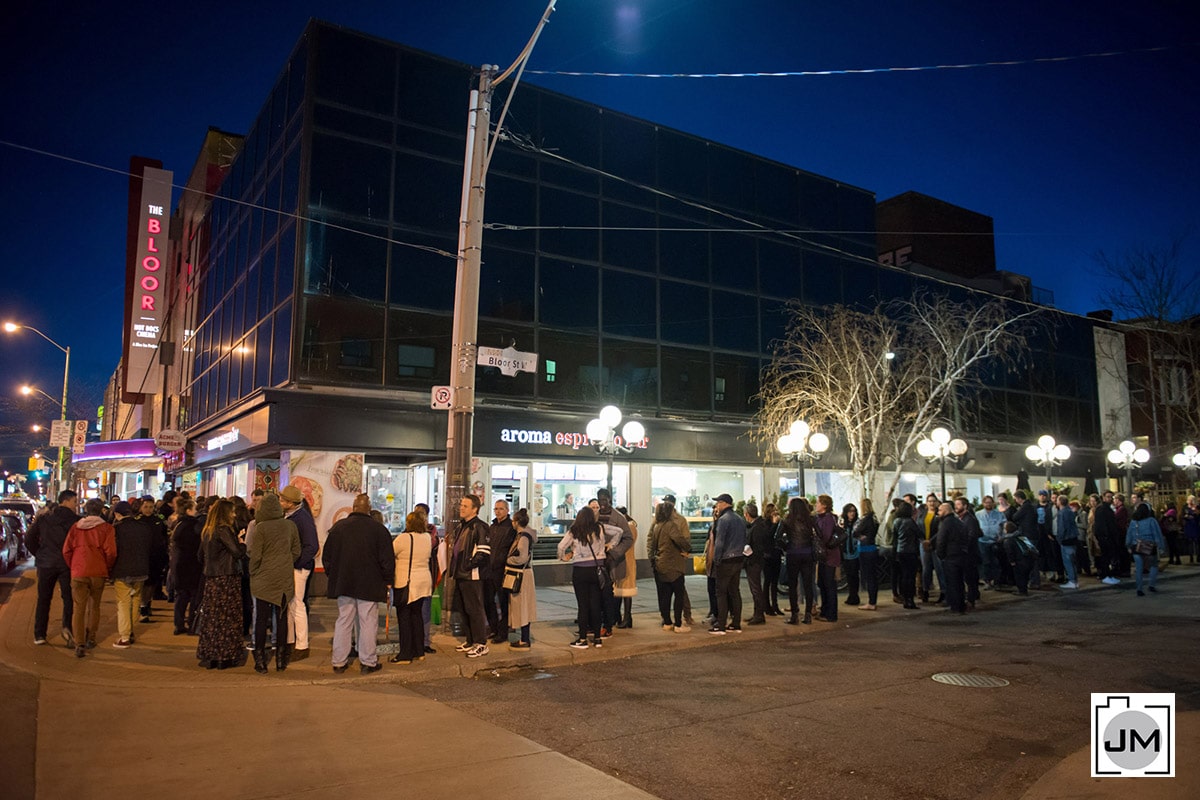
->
[1094, 235, 1200, 447]
[755, 292, 1039, 507]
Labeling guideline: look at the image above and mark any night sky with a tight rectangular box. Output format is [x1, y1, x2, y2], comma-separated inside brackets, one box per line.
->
[2, 0, 1197, 474]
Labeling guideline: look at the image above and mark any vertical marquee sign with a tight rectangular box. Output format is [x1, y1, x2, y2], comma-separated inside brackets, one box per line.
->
[123, 164, 173, 399]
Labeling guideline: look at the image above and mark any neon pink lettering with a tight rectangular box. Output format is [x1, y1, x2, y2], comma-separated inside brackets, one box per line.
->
[143, 256, 160, 271]
[141, 296, 155, 310]
[141, 276, 159, 292]
[147, 219, 161, 234]
[146, 236, 158, 253]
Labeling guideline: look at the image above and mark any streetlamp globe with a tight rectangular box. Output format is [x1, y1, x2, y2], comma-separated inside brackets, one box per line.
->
[790, 420, 810, 441]
[949, 438, 969, 457]
[1053, 443, 1071, 462]
[586, 418, 609, 443]
[775, 433, 796, 454]
[931, 426, 951, 446]
[1025, 444, 1043, 462]
[917, 439, 936, 458]
[1037, 434, 1056, 452]
[808, 432, 830, 454]
[599, 404, 622, 429]
[621, 419, 645, 444]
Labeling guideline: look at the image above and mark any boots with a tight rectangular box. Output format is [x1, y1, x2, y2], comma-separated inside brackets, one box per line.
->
[785, 612, 800, 625]
[276, 643, 291, 672]
[617, 599, 633, 628]
[253, 648, 268, 674]
[802, 612, 812, 624]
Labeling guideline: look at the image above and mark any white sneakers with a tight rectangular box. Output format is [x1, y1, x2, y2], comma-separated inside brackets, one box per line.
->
[1059, 581, 1078, 589]
[1102, 577, 1121, 585]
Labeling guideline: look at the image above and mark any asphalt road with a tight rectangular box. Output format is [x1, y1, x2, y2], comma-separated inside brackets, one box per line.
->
[409, 581, 1200, 800]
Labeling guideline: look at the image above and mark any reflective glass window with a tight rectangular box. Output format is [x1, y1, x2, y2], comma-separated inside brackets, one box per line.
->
[538, 259, 597, 331]
[538, 330, 600, 403]
[661, 347, 710, 412]
[602, 339, 658, 409]
[304, 220, 388, 302]
[602, 271, 656, 339]
[660, 281, 709, 346]
[309, 134, 392, 221]
[712, 291, 759, 353]
[314, 27, 396, 115]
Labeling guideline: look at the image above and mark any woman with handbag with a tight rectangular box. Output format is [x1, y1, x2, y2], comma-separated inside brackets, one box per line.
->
[390, 512, 433, 664]
[814, 495, 842, 622]
[893, 500, 922, 610]
[648, 499, 692, 632]
[781, 497, 817, 625]
[557, 507, 612, 649]
[854, 499, 881, 610]
[196, 499, 247, 670]
[506, 508, 538, 649]
[761, 503, 784, 616]
[1125, 503, 1165, 596]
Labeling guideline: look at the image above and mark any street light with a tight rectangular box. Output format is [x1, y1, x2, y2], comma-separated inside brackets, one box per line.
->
[5, 322, 70, 496]
[916, 426, 968, 498]
[1025, 434, 1071, 487]
[1107, 440, 1150, 495]
[585, 404, 645, 501]
[776, 420, 830, 499]
[1174, 444, 1200, 488]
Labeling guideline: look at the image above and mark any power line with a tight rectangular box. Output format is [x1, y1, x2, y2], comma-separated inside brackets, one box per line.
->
[528, 43, 1194, 79]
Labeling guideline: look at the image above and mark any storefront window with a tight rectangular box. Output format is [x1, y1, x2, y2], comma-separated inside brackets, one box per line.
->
[531, 462, 628, 535]
[366, 465, 409, 533]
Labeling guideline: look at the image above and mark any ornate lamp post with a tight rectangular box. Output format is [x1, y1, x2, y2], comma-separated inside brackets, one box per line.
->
[916, 426, 968, 499]
[1107, 440, 1150, 496]
[1025, 434, 1071, 487]
[1173, 444, 1200, 488]
[586, 404, 645, 501]
[775, 420, 830, 499]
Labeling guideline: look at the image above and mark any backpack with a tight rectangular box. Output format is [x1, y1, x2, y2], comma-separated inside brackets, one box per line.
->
[773, 521, 790, 551]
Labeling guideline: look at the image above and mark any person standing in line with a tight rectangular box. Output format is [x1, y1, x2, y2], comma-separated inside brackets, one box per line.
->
[708, 493, 746, 635]
[506, 508, 538, 648]
[1053, 494, 1080, 589]
[761, 502, 784, 616]
[446, 494, 492, 658]
[110, 501, 152, 649]
[974, 495, 1004, 588]
[196, 499, 247, 670]
[414, 502, 439, 654]
[893, 500, 922, 610]
[279, 485, 319, 662]
[813, 495, 842, 623]
[558, 506, 614, 649]
[1113, 493, 1132, 578]
[954, 497, 983, 609]
[648, 499, 692, 633]
[743, 502, 771, 624]
[614, 505, 639, 628]
[853, 499, 880, 610]
[169, 496, 203, 635]
[662, 495, 695, 626]
[935, 502, 968, 614]
[390, 511, 433, 664]
[782, 497, 817, 625]
[1160, 504, 1182, 566]
[324, 493, 394, 674]
[1092, 493, 1122, 585]
[839, 503, 861, 608]
[61, 498, 117, 658]
[1182, 496, 1199, 563]
[248, 492, 301, 673]
[27, 489, 79, 647]
[485, 499, 516, 644]
[136, 497, 169, 621]
[594, 488, 633, 637]
[1126, 502, 1166, 597]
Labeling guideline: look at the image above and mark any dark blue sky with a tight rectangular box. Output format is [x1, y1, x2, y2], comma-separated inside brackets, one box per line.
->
[2, 0, 1197, 468]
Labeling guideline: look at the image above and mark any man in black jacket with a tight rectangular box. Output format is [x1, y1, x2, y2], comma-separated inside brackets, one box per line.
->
[280, 485, 320, 660]
[485, 499, 516, 644]
[743, 503, 772, 624]
[136, 496, 169, 621]
[935, 502, 969, 614]
[27, 490, 79, 646]
[111, 501, 153, 649]
[446, 494, 491, 658]
[323, 493, 393, 674]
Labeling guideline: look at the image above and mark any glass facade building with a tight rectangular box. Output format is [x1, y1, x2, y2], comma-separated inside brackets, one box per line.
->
[176, 21, 1103, 558]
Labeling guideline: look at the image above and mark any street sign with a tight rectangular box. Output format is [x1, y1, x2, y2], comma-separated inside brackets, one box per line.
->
[476, 345, 537, 377]
[49, 419, 71, 447]
[154, 428, 187, 451]
[72, 419, 88, 454]
[431, 385, 453, 410]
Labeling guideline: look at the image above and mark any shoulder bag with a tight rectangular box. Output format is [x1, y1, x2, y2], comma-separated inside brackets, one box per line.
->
[812, 525, 827, 559]
[587, 537, 612, 592]
[502, 532, 531, 594]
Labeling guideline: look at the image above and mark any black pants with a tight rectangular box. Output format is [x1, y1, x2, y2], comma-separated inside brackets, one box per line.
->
[482, 576, 508, 639]
[714, 557, 743, 629]
[898, 552, 920, 602]
[858, 549, 879, 605]
[943, 556, 966, 612]
[1004, 538, 1033, 593]
[744, 559, 766, 618]
[572, 566, 604, 640]
[842, 558, 861, 605]
[786, 553, 815, 615]
[392, 587, 424, 661]
[34, 565, 73, 640]
[253, 595, 288, 650]
[453, 578, 489, 646]
[964, 557, 980, 604]
[174, 583, 200, 633]
[1095, 534, 1117, 579]
[817, 563, 839, 620]
[655, 574, 685, 626]
[763, 557, 782, 609]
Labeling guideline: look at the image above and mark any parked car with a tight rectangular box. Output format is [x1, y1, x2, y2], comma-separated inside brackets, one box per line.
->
[0, 496, 39, 526]
[0, 509, 31, 560]
[0, 513, 24, 572]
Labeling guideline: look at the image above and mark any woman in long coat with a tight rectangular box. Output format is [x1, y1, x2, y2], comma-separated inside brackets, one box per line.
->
[614, 506, 638, 627]
[248, 493, 300, 673]
[506, 508, 538, 648]
[197, 499, 247, 669]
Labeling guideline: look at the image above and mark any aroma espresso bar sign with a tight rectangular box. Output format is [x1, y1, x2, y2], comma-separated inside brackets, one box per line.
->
[499, 427, 649, 451]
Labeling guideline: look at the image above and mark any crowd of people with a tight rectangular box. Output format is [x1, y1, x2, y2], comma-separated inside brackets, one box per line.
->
[23, 482, 1193, 670]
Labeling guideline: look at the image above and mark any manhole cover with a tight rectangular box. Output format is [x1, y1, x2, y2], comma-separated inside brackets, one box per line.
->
[931, 672, 1010, 688]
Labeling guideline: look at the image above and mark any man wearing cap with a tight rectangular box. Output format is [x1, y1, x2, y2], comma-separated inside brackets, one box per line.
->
[279, 485, 319, 661]
[709, 493, 746, 635]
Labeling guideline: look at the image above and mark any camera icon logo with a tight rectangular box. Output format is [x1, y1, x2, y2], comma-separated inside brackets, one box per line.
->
[1091, 693, 1174, 777]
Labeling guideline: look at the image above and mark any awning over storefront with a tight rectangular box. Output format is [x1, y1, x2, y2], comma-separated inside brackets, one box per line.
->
[72, 439, 164, 473]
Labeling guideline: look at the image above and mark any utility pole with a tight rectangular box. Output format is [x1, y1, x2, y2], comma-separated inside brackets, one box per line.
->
[445, 66, 495, 527]
[442, 0, 556, 530]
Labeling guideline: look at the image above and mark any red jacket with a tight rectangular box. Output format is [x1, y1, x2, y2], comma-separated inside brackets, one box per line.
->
[63, 515, 117, 578]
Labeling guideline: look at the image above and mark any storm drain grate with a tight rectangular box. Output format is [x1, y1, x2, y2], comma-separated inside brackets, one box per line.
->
[931, 672, 1010, 688]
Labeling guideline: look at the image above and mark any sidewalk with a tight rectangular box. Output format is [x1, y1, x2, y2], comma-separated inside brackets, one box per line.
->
[4, 560, 1195, 686]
